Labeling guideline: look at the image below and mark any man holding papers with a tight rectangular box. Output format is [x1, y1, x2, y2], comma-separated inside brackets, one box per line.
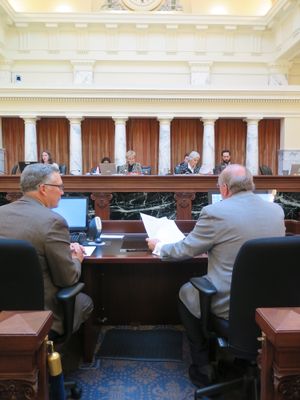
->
[146, 164, 285, 388]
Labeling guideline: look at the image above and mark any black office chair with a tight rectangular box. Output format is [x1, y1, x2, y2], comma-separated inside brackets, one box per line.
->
[190, 236, 300, 399]
[141, 166, 151, 175]
[11, 164, 19, 174]
[0, 238, 84, 399]
[59, 164, 67, 175]
[174, 165, 181, 174]
[259, 165, 273, 175]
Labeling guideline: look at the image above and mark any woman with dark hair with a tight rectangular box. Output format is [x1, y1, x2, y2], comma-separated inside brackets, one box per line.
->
[40, 150, 59, 169]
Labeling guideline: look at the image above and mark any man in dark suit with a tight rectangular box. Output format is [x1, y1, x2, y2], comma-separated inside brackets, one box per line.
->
[213, 149, 231, 174]
[0, 163, 93, 336]
[147, 164, 285, 387]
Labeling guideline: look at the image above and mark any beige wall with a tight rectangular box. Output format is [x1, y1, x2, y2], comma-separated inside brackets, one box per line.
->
[281, 118, 300, 149]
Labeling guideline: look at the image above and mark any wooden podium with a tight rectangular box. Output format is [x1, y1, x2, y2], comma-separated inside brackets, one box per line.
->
[0, 311, 53, 400]
[256, 307, 300, 400]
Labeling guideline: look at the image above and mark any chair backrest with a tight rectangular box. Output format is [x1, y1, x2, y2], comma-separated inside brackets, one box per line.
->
[141, 166, 151, 175]
[0, 238, 44, 310]
[259, 165, 273, 175]
[11, 164, 19, 174]
[228, 236, 300, 360]
[59, 164, 67, 175]
[174, 165, 181, 174]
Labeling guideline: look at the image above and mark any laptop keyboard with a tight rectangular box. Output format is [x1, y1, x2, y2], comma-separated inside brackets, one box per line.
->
[70, 232, 87, 244]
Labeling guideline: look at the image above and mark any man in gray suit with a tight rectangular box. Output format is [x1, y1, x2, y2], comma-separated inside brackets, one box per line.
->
[147, 164, 285, 386]
[0, 163, 93, 336]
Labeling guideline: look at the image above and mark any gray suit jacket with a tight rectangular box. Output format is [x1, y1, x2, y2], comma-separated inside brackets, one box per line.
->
[0, 196, 83, 334]
[160, 191, 286, 320]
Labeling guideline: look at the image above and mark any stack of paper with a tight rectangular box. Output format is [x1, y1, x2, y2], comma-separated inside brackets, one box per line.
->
[140, 213, 185, 244]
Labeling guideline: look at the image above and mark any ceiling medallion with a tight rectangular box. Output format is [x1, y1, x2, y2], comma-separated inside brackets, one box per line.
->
[121, 0, 164, 11]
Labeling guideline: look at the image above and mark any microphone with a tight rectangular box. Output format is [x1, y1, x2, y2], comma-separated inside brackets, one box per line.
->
[88, 216, 102, 243]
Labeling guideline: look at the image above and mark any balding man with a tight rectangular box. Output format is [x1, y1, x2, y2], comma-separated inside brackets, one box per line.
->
[147, 164, 285, 387]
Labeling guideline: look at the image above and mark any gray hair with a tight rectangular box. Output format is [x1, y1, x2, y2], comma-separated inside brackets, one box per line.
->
[218, 164, 255, 194]
[188, 151, 200, 161]
[20, 163, 60, 193]
[126, 150, 136, 158]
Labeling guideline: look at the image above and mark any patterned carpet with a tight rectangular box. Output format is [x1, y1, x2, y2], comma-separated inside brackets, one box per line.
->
[65, 325, 196, 400]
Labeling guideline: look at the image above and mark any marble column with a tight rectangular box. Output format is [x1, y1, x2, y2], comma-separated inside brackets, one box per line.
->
[113, 117, 127, 167]
[21, 116, 38, 161]
[201, 118, 217, 173]
[68, 117, 83, 175]
[158, 117, 172, 175]
[245, 118, 261, 175]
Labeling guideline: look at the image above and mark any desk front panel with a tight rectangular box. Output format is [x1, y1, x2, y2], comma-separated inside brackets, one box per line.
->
[83, 254, 207, 325]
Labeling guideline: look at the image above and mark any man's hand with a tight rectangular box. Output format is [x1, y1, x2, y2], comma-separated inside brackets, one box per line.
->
[70, 242, 85, 262]
[146, 238, 160, 251]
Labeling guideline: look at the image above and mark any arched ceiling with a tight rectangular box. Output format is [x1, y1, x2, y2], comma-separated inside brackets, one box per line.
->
[7, 0, 277, 16]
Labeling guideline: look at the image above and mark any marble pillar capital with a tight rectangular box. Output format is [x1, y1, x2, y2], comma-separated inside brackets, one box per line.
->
[67, 116, 84, 125]
[112, 116, 128, 125]
[20, 116, 38, 124]
[244, 117, 262, 125]
[201, 117, 218, 125]
[157, 116, 173, 125]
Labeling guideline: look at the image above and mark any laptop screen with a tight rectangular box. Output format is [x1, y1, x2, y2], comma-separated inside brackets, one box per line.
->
[52, 196, 88, 232]
[208, 190, 275, 204]
[290, 164, 300, 175]
[100, 163, 117, 175]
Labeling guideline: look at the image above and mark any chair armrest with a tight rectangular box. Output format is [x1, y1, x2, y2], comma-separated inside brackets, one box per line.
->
[56, 282, 85, 302]
[190, 276, 217, 295]
[56, 282, 85, 342]
[190, 277, 217, 339]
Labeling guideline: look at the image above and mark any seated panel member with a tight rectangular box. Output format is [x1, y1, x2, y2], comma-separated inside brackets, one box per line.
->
[0, 163, 93, 336]
[40, 149, 59, 169]
[90, 156, 111, 175]
[118, 150, 142, 175]
[174, 153, 189, 173]
[177, 150, 201, 174]
[147, 164, 285, 387]
[213, 149, 231, 175]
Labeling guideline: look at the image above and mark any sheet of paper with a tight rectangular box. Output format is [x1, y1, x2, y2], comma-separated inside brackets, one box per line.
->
[140, 213, 168, 238]
[83, 246, 96, 257]
[140, 212, 185, 244]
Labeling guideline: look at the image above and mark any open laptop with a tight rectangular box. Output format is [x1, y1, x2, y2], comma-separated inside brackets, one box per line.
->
[208, 190, 275, 204]
[290, 164, 300, 175]
[52, 196, 88, 242]
[100, 162, 117, 175]
[18, 161, 37, 172]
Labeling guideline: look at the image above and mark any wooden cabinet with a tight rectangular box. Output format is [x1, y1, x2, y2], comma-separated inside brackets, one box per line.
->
[256, 307, 300, 400]
[0, 311, 53, 400]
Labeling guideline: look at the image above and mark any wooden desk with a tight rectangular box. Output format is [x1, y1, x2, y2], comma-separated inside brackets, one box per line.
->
[82, 224, 207, 361]
[256, 307, 300, 400]
[0, 311, 53, 400]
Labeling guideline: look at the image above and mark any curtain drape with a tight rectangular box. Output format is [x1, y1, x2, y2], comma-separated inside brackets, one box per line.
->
[171, 119, 203, 170]
[2, 117, 25, 174]
[258, 119, 280, 174]
[82, 118, 115, 174]
[126, 118, 159, 174]
[37, 118, 69, 169]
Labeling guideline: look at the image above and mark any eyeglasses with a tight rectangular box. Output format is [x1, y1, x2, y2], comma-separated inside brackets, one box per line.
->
[43, 183, 64, 190]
